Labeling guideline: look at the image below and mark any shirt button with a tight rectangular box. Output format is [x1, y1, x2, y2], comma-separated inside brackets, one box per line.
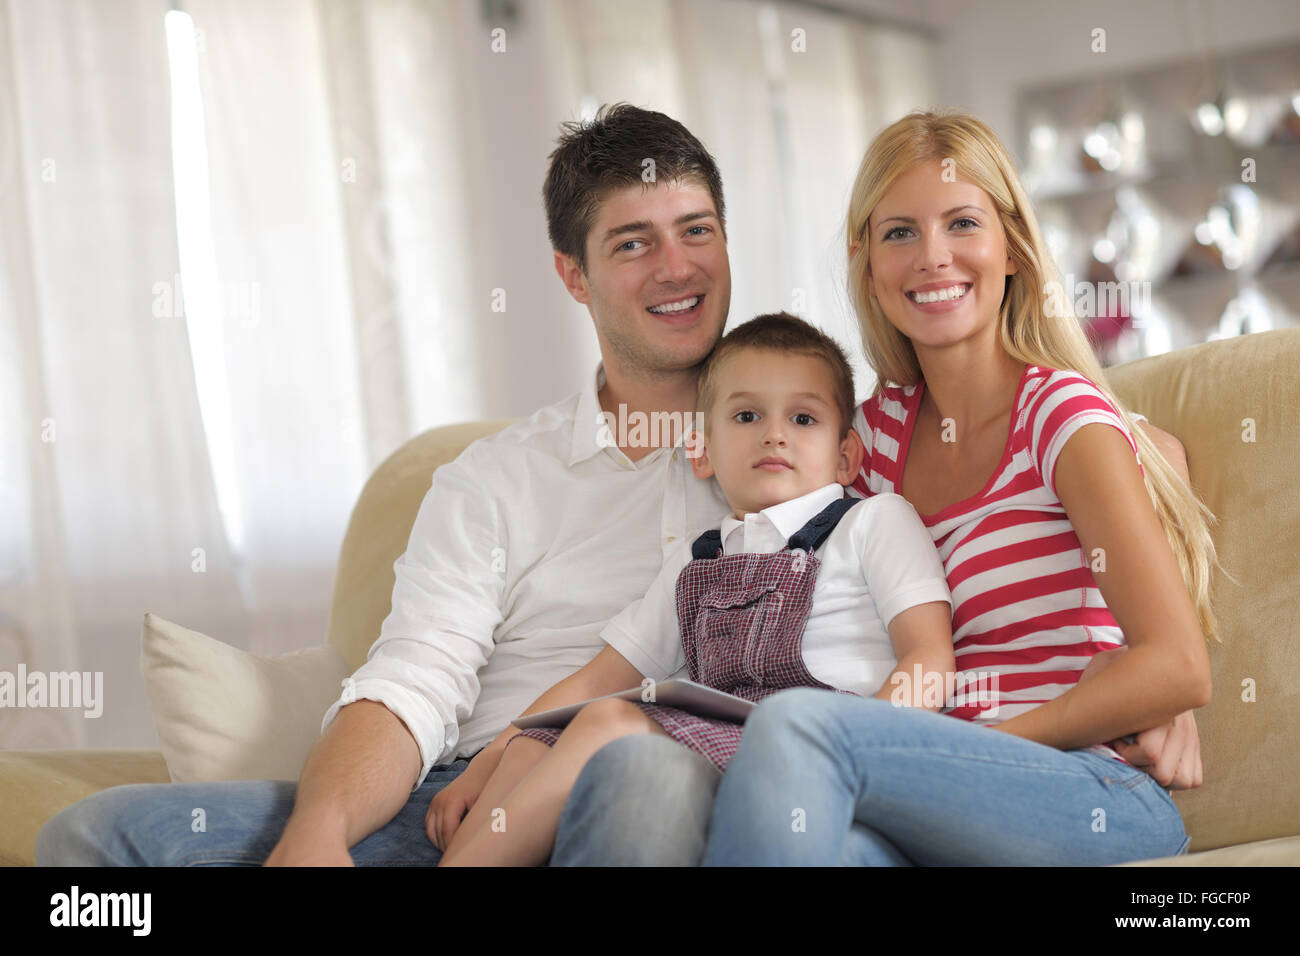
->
[666, 535, 677, 542]
[672, 451, 679, 461]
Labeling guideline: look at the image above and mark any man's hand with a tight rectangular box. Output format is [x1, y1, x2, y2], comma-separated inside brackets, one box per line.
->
[1136, 421, 1190, 485]
[265, 813, 355, 867]
[427, 746, 500, 851]
[1078, 646, 1204, 790]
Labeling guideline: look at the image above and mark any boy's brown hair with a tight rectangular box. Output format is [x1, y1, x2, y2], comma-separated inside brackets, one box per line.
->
[696, 312, 857, 439]
[543, 103, 726, 274]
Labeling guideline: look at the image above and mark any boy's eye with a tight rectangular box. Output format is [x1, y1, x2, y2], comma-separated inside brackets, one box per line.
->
[792, 413, 816, 426]
[617, 239, 644, 252]
[734, 410, 758, 423]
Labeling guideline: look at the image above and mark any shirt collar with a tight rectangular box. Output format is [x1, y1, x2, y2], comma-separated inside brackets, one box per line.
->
[719, 482, 846, 553]
[569, 362, 610, 466]
[569, 361, 695, 467]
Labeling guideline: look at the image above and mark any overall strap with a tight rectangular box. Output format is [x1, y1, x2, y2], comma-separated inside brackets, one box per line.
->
[786, 496, 862, 553]
[690, 495, 862, 560]
[690, 528, 724, 560]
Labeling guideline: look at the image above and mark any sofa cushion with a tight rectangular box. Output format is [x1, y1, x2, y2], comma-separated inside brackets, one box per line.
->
[325, 419, 517, 670]
[1124, 834, 1300, 866]
[140, 613, 350, 783]
[1107, 327, 1300, 851]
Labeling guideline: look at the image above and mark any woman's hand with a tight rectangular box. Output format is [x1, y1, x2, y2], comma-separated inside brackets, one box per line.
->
[426, 747, 502, 851]
[1079, 647, 1204, 790]
[1114, 712, 1202, 790]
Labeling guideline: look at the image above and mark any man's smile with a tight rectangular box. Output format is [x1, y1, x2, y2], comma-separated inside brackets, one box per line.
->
[647, 294, 704, 321]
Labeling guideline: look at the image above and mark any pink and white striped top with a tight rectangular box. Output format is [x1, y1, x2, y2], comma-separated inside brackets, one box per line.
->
[850, 364, 1143, 759]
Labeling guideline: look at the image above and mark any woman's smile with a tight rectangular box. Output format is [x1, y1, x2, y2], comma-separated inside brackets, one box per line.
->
[906, 281, 973, 312]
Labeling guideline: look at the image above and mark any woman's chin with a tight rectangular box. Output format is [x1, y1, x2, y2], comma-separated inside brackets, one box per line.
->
[893, 315, 996, 353]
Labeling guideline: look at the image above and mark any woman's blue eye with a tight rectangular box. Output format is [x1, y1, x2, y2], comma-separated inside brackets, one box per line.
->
[953, 217, 978, 229]
[883, 226, 912, 241]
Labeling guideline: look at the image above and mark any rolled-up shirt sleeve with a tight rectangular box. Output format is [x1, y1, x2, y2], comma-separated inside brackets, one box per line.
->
[320, 443, 506, 790]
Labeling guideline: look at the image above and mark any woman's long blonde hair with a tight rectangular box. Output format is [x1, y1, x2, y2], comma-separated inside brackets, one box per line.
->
[846, 108, 1221, 642]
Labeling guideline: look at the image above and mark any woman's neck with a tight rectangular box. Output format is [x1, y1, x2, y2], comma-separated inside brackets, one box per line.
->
[913, 337, 1027, 435]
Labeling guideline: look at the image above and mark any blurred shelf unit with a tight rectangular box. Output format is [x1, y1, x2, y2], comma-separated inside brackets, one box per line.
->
[1017, 40, 1300, 364]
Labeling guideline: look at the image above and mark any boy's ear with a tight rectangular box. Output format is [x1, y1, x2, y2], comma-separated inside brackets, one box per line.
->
[836, 425, 865, 486]
[554, 251, 591, 305]
[687, 428, 714, 479]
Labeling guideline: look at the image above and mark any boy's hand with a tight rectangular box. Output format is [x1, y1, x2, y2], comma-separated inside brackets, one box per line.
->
[1078, 647, 1204, 790]
[426, 746, 502, 851]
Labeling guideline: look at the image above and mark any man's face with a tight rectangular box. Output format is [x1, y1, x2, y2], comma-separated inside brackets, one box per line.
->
[555, 179, 730, 379]
[690, 349, 863, 518]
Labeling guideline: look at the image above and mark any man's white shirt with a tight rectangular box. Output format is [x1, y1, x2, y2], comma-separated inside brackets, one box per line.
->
[601, 482, 952, 699]
[321, 364, 732, 789]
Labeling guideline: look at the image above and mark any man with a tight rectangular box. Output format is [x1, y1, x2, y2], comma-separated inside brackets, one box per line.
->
[37, 104, 1198, 867]
[36, 103, 734, 866]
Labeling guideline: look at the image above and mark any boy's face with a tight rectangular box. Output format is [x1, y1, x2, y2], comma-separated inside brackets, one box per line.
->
[690, 350, 864, 518]
[553, 179, 730, 378]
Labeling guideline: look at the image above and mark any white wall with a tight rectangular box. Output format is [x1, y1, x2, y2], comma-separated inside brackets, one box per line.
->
[922, 0, 1300, 147]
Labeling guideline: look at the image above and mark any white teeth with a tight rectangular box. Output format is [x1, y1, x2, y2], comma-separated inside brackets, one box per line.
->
[648, 296, 700, 314]
[910, 284, 969, 304]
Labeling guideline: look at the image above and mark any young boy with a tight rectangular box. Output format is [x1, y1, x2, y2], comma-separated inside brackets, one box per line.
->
[437, 313, 954, 866]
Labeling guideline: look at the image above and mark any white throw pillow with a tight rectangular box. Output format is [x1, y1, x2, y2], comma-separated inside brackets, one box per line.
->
[140, 613, 351, 783]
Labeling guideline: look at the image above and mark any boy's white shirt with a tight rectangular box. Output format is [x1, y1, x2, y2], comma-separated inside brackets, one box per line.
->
[601, 482, 953, 697]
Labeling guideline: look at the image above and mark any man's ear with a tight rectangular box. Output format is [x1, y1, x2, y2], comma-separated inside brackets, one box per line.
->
[687, 428, 715, 480]
[836, 425, 865, 487]
[554, 251, 591, 305]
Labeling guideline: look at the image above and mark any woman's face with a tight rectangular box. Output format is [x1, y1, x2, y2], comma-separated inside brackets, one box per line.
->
[865, 161, 1018, 355]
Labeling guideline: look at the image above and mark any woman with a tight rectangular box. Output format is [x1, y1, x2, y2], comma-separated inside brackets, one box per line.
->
[701, 109, 1220, 866]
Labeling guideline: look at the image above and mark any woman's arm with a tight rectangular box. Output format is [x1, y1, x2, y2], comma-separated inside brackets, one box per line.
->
[427, 645, 644, 849]
[1115, 421, 1205, 788]
[875, 601, 956, 709]
[990, 422, 1211, 750]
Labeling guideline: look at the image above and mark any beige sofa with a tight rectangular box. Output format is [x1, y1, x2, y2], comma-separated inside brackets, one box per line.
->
[3, 329, 1297, 866]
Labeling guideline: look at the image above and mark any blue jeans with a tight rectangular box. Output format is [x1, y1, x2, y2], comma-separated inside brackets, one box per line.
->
[35, 734, 724, 866]
[703, 688, 1192, 866]
[36, 760, 472, 866]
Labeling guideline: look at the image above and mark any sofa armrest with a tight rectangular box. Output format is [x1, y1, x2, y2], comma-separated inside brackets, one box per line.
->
[0, 749, 170, 866]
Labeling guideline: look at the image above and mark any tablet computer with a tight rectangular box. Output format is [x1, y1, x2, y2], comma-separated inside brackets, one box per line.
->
[511, 679, 754, 729]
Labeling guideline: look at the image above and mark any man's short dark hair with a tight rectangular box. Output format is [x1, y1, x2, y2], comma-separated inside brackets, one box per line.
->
[697, 312, 857, 439]
[543, 103, 726, 273]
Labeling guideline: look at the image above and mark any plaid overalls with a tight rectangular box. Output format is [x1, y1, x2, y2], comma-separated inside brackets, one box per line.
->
[512, 496, 862, 772]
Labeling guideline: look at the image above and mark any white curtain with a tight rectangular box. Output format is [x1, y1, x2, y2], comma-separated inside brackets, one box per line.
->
[1, 0, 933, 750]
